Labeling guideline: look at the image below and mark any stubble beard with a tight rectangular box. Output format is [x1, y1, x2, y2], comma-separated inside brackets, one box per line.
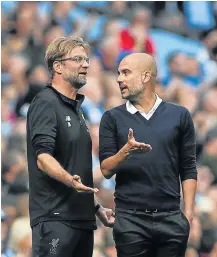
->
[122, 88, 144, 102]
[64, 74, 86, 89]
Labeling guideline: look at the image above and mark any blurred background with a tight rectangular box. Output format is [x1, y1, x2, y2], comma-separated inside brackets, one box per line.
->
[1, 1, 217, 257]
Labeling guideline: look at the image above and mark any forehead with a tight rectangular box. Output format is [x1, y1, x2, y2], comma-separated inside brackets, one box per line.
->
[68, 46, 88, 57]
[118, 57, 138, 72]
[119, 58, 132, 70]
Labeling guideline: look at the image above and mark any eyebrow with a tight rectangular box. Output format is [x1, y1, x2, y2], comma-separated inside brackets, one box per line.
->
[118, 68, 131, 75]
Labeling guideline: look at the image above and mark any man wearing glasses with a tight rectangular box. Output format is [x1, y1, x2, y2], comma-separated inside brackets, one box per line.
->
[26, 36, 115, 257]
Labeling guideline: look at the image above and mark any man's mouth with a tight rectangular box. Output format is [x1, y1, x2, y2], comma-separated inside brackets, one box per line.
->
[119, 84, 128, 92]
[79, 72, 87, 75]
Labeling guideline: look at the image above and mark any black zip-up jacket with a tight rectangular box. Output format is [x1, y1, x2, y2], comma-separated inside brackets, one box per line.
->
[26, 85, 95, 228]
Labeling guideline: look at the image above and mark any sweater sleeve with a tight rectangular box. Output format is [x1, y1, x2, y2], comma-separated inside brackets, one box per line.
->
[99, 111, 118, 163]
[179, 109, 197, 182]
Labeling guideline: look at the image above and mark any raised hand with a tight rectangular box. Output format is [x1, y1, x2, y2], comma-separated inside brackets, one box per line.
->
[126, 128, 152, 153]
[71, 175, 99, 193]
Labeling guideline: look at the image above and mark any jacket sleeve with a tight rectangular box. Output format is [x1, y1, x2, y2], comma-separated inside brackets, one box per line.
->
[27, 97, 57, 157]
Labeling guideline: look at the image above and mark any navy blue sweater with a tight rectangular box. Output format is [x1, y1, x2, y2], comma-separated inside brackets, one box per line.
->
[99, 101, 197, 210]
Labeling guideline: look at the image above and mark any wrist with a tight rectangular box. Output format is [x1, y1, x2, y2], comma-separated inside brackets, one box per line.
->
[184, 209, 194, 218]
[64, 173, 74, 187]
[119, 144, 131, 158]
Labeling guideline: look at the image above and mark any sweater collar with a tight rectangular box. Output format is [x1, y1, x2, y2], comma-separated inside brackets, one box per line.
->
[126, 94, 162, 115]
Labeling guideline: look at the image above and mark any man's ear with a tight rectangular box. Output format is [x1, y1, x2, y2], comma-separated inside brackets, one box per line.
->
[53, 61, 62, 74]
[141, 71, 151, 83]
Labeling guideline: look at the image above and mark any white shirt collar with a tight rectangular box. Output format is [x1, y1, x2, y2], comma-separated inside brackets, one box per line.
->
[126, 94, 162, 115]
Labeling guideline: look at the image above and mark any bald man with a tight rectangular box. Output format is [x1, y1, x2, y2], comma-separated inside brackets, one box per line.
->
[99, 53, 197, 257]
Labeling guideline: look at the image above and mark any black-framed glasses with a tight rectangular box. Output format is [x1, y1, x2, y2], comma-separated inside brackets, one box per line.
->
[56, 55, 90, 65]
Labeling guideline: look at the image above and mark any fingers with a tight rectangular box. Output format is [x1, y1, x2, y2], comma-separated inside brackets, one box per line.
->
[128, 129, 152, 152]
[128, 128, 133, 140]
[72, 175, 99, 193]
[107, 209, 115, 217]
[106, 216, 115, 227]
[129, 143, 152, 152]
[93, 187, 99, 193]
[84, 187, 99, 193]
[77, 186, 99, 193]
[142, 144, 152, 151]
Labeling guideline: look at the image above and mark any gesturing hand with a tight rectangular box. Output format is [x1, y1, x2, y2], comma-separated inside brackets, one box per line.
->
[96, 206, 115, 228]
[126, 128, 152, 153]
[71, 175, 99, 193]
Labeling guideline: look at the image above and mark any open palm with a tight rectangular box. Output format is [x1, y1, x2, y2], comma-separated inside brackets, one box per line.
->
[127, 128, 152, 152]
[71, 175, 99, 193]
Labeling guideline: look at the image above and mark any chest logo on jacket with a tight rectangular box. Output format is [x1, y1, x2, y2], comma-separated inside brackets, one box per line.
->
[65, 116, 71, 127]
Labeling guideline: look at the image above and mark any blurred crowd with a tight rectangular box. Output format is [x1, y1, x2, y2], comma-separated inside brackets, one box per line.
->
[1, 1, 217, 257]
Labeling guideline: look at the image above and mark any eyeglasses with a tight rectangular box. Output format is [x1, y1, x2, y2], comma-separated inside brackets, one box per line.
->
[56, 55, 90, 65]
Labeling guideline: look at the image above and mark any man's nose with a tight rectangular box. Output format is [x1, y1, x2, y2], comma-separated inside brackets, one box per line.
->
[117, 75, 123, 83]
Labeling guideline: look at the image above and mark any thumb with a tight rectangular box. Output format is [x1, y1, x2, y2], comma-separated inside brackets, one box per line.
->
[128, 128, 133, 140]
[73, 175, 80, 181]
